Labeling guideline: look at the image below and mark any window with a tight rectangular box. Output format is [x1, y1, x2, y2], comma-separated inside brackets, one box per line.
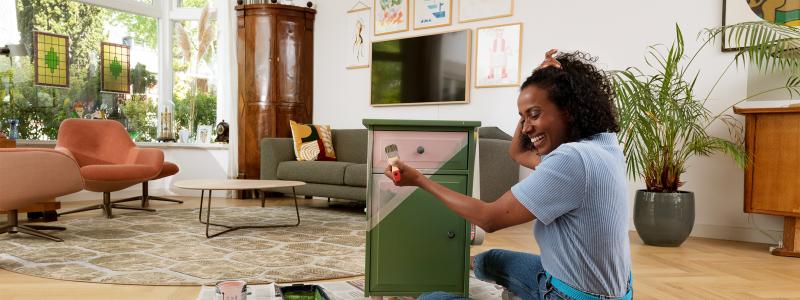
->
[2, 0, 223, 143]
[2, 0, 159, 141]
[172, 18, 217, 137]
[178, 0, 209, 8]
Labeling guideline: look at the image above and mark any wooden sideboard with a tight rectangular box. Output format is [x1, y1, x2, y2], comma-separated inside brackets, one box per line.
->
[235, 4, 315, 180]
[734, 104, 800, 258]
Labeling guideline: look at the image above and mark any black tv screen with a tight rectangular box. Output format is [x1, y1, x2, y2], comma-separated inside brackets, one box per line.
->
[371, 30, 471, 106]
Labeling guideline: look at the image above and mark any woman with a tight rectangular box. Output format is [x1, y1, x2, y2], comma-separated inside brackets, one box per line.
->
[386, 50, 632, 300]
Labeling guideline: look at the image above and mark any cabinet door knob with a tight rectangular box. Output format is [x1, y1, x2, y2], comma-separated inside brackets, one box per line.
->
[447, 231, 455, 239]
[417, 146, 425, 154]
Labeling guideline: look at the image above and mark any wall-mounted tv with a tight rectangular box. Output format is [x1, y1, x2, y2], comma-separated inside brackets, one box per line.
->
[371, 29, 471, 106]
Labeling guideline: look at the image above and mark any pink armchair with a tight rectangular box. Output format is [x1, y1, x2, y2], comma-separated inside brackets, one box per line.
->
[112, 161, 184, 207]
[55, 119, 164, 218]
[0, 148, 83, 241]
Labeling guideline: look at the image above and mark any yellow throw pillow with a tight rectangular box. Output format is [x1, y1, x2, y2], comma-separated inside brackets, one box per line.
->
[289, 120, 336, 161]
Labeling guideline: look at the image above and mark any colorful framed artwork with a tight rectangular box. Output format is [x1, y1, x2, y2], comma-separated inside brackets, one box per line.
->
[347, 2, 371, 69]
[374, 0, 409, 36]
[414, 0, 452, 30]
[458, 0, 513, 23]
[101, 42, 131, 94]
[475, 23, 522, 88]
[34, 31, 69, 88]
[722, 0, 800, 52]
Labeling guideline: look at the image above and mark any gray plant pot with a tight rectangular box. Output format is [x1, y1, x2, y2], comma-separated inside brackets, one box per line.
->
[633, 190, 694, 247]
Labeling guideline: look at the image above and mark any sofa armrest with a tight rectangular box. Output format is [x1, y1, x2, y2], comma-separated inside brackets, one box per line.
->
[0, 148, 84, 210]
[479, 138, 519, 202]
[261, 137, 295, 180]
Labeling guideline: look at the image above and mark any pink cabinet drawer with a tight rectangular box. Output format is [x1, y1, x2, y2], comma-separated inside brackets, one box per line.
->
[372, 131, 469, 173]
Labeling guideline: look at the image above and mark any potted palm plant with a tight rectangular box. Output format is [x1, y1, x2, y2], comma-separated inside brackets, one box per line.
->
[611, 25, 752, 247]
[707, 21, 800, 84]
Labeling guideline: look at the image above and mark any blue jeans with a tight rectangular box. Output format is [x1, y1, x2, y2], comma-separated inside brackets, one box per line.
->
[418, 249, 569, 300]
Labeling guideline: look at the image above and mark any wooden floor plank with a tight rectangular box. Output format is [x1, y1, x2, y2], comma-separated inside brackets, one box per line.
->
[0, 196, 799, 299]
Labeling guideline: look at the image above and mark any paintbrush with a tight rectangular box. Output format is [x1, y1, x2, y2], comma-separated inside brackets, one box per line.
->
[385, 144, 401, 182]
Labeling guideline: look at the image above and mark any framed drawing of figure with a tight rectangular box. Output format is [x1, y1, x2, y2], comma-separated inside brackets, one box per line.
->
[475, 23, 522, 88]
[347, 2, 371, 69]
[374, 0, 409, 35]
[414, 0, 452, 30]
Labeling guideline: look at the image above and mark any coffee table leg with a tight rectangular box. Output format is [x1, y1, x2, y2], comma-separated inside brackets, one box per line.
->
[205, 189, 213, 238]
[292, 187, 300, 226]
[202, 186, 302, 238]
[198, 190, 205, 222]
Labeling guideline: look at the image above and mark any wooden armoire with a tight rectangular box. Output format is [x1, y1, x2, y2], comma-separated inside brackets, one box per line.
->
[236, 3, 315, 179]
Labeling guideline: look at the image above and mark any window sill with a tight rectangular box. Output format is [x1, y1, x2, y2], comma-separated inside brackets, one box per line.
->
[15, 140, 230, 150]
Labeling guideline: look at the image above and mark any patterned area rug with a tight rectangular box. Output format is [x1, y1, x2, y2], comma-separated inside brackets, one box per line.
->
[0, 206, 365, 285]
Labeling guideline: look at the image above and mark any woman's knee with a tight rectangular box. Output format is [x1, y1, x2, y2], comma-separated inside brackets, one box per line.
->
[473, 249, 507, 280]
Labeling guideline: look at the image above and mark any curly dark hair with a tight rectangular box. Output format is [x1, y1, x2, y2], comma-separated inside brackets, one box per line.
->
[521, 51, 619, 142]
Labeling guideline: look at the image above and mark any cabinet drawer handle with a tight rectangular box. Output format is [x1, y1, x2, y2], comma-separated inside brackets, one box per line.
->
[417, 146, 425, 154]
[447, 231, 455, 239]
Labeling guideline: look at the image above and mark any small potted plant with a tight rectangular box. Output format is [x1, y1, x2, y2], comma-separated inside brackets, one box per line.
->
[611, 25, 751, 247]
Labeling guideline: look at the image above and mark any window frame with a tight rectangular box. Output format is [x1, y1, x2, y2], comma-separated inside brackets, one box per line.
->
[73, 0, 225, 142]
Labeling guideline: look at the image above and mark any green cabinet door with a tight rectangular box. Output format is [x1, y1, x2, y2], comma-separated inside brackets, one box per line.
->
[368, 174, 468, 295]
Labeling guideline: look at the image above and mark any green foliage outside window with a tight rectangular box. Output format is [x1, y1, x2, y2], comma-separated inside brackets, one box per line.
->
[174, 91, 216, 137]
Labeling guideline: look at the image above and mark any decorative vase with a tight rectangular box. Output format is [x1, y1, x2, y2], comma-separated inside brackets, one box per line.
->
[633, 190, 695, 247]
[6, 119, 19, 140]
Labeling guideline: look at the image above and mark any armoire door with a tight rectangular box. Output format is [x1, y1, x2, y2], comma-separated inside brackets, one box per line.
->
[240, 11, 276, 179]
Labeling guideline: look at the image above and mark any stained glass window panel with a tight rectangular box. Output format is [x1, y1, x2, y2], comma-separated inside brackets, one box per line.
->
[101, 42, 131, 93]
[34, 32, 69, 88]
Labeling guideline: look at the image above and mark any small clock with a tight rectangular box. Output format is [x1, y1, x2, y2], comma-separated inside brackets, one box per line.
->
[215, 120, 229, 143]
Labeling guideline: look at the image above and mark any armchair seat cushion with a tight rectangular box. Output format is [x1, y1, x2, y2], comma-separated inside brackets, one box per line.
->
[344, 164, 367, 187]
[155, 161, 179, 179]
[81, 164, 158, 183]
[277, 161, 353, 185]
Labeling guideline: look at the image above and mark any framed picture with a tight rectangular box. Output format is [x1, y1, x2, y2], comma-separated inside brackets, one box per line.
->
[722, 0, 799, 52]
[196, 125, 213, 144]
[100, 42, 131, 93]
[475, 23, 522, 88]
[414, 0, 452, 30]
[374, 0, 409, 36]
[459, 0, 513, 23]
[34, 31, 70, 88]
[347, 2, 371, 69]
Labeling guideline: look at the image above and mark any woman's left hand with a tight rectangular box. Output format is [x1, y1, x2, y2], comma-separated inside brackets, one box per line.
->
[384, 160, 424, 187]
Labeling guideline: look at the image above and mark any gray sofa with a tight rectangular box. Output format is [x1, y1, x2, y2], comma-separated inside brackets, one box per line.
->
[259, 127, 518, 203]
[261, 129, 368, 202]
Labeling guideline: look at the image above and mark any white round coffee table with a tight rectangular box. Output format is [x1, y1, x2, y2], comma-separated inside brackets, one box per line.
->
[174, 179, 305, 238]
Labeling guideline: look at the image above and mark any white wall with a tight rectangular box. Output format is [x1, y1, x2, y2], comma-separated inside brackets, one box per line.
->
[748, 68, 798, 101]
[310, 0, 785, 244]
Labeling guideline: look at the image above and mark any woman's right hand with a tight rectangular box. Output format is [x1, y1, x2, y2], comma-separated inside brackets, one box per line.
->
[509, 119, 540, 169]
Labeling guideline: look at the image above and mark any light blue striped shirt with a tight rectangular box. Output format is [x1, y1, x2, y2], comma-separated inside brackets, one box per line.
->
[511, 132, 631, 297]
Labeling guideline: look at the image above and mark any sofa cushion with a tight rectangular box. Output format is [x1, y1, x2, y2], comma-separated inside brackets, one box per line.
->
[332, 129, 367, 164]
[277, 161, 354, 185]
[289, 120, 336, 161]
[344, 164, 367, 187]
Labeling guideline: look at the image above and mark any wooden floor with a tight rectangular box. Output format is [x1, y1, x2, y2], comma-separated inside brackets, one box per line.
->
[1, 196, 799, 299]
